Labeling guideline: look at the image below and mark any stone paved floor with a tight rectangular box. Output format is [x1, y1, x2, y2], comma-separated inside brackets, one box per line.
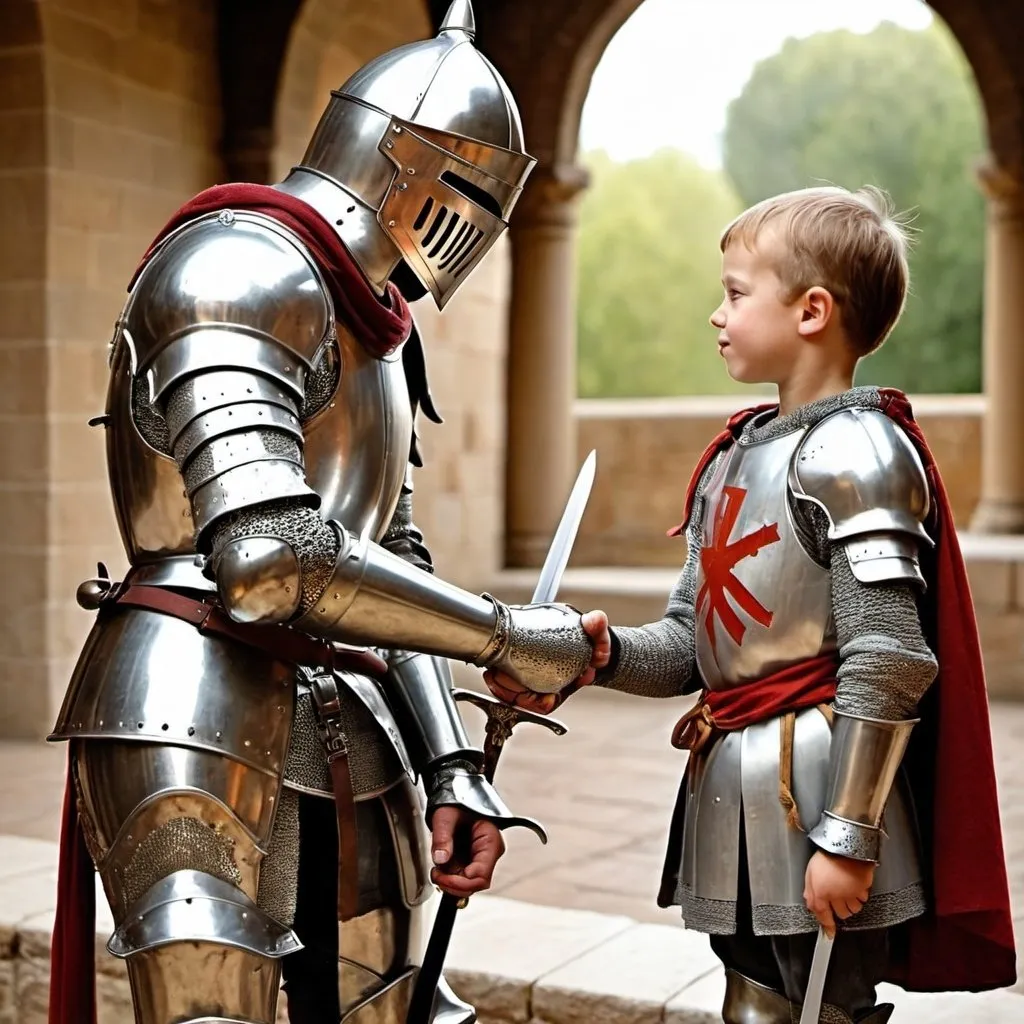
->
[2, 686, 1022, 998]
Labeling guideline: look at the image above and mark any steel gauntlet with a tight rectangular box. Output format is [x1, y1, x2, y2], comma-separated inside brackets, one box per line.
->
[809, 708, 918, 862]
[476, 597, 593, 694]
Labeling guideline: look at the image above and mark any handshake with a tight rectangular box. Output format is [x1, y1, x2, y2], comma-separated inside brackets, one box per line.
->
[477, 604, 612, 714]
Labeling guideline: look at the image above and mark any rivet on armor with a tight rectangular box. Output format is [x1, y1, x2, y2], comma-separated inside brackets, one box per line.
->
[137, 721, 144, 728]
[388, 220, 396, 227]
[385, 141, 394, 149]
[408, 168, 416, 175]
[217, 210, 235, 225]
[244, 739, 251, 747]
[161, 723, 169, 731]
[347, 206, 355, 213]
[398, 182, 409, 191]
[215, 731, 222, 740]
[187, 726, 195, 736]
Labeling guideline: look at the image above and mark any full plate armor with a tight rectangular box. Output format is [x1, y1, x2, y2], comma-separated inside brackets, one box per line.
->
[49, 4, 593, 1023]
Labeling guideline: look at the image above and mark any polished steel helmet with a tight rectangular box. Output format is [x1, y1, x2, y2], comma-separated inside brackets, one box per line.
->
[278, 0, 536, 309]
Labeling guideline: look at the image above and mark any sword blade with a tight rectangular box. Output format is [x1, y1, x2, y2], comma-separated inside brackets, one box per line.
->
[799, 927, 835, 1023]
[531, 450, 597, 603]
[405, 452, 596, 1024]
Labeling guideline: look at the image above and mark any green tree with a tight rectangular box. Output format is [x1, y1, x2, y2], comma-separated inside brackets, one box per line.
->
[722, 20, 986, 392]
[576, 149, 747, 397]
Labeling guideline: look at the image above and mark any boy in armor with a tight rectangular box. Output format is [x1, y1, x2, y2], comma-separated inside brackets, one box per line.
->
[486, 186, 1016, 1022]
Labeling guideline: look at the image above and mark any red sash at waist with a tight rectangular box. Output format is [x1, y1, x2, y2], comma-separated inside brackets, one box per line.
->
[672, 653, 838, 752]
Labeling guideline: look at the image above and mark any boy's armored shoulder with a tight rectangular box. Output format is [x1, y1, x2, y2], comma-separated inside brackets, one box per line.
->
[789, 407, 931, 587]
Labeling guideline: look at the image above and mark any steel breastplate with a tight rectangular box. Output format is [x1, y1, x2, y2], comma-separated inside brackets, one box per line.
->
[694, 427, 834, 690]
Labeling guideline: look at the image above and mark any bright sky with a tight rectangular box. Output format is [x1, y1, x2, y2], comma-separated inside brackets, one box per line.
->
[579, 0, 934, 167]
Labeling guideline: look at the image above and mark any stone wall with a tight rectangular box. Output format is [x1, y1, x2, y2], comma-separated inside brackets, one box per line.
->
[0, 0, 513, 738]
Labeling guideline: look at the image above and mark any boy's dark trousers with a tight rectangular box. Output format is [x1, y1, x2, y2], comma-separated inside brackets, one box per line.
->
[708, 829, 894, 1023]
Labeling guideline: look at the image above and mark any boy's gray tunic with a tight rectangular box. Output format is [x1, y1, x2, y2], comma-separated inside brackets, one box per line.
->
[599, 387, 936, 936]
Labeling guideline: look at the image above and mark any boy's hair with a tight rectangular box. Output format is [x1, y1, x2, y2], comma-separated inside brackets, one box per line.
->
[720, 186, 911, 355]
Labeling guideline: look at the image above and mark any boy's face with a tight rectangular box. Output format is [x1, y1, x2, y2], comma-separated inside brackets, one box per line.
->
[709, 235, 805, 385]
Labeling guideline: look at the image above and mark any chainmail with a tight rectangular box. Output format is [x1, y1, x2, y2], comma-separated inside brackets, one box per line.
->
[256, 785, 300, 925]
[162, 377, 199, 440]
[679, 881, 926, 937]
[594, 453, 724, 698]
[131, 373, 171, 454]
[121, 816, 241, 912]
[283, 684, 405, 799]
[300, 337, 341, 418]
[208, 500, 338, 614]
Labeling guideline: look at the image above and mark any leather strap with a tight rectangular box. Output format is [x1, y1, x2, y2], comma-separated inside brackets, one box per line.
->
[309, 672, 361, 922]
[113, 584, 388, 677]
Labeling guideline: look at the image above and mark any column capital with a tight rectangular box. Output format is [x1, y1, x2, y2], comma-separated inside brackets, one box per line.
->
[975, 154, 1024, 223]
[512, 164, 591, 231]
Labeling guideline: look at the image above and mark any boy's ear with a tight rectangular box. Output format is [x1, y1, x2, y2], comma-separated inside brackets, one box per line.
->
[797, 286, 834, 338]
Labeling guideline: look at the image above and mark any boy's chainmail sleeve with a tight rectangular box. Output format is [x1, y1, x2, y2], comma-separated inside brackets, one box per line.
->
[796, 499, 938, 720]
[592, 458, 722, 699]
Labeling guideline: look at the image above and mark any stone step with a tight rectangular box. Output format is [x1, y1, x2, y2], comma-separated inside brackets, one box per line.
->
[1, 835, 1019, 1023]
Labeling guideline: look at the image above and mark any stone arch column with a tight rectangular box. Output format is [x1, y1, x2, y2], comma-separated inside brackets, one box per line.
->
[504, 166, 589, 566]
[970, 158, 1024, 532]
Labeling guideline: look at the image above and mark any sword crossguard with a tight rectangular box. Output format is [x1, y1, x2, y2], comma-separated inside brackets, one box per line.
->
[453, 688, 568, 739]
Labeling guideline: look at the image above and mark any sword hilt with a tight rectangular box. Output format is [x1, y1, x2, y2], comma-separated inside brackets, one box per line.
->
[453, 688, 567, 782]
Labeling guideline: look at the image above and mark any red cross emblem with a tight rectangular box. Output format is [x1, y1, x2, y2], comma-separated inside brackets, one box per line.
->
[696, 485, 780, 658]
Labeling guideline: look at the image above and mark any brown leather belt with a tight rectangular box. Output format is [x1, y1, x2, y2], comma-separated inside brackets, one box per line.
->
[114, 584, 388, 677]
[112, 582, 379, 921]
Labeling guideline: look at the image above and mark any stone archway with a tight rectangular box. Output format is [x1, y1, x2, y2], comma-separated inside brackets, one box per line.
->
[472, 0, 1024, 558]
[271, 0, 431, 181]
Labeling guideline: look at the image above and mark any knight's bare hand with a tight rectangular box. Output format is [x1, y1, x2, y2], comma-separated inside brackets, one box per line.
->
[429, 807, 505, 897]
[483, 609, 611, 714]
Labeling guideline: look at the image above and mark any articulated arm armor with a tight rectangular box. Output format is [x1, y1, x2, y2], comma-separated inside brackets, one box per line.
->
[791, 408, 929, 861]
[127, 212, 591, 697]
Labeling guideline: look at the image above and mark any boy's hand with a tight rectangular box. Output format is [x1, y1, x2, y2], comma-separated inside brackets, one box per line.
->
[483, 609, 611, 714]
[803, 850, 875, 937]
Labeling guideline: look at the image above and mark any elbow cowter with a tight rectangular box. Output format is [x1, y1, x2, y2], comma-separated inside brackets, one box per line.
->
[215, 535, 304, 624]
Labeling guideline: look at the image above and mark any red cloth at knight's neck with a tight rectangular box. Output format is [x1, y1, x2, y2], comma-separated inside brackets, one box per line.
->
[136, 183, 414, 358]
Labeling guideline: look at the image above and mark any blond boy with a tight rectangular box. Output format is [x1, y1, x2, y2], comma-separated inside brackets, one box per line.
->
[486, 187, 1015, 1022]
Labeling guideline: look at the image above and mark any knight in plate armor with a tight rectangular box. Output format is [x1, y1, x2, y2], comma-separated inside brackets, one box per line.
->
[485, 186, 1016, 1022]
[47, 4, 597, 1023]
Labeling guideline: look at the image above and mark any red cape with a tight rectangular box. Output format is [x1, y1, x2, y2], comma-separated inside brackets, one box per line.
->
[670, 389, 1016, 993]
[49, 183, 415, 1023]
[134, 182, 414, 358]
